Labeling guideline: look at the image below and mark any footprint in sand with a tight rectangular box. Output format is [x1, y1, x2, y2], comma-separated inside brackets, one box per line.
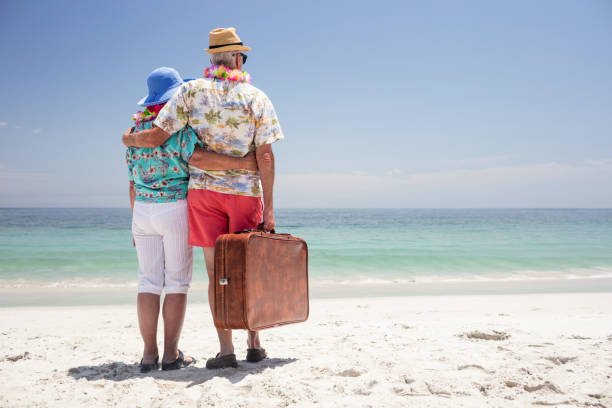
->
[461, 330, 510, 341]
[544, 356, 577, 366]
[532, 399, 572, 406]
[504, 380, 520, 388]
[523, 381, 563, 394]
[458, 364, 494, 374]
[3, 352, 30, 362]
[426, 382, 452, 397]
[335, 368, 361, 377]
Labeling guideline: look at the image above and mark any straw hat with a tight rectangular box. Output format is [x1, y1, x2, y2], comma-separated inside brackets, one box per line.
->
[205, 27, 251, 54]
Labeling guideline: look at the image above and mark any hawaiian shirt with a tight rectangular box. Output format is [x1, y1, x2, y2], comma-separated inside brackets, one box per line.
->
[153, 76, 284, 197]
[126, 118, 201, 202]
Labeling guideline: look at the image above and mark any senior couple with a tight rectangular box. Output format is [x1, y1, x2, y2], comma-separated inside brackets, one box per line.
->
[122, 27, 283, 372]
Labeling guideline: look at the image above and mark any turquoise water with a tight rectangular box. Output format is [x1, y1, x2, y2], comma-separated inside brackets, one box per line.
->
[1, 208, 612, 287]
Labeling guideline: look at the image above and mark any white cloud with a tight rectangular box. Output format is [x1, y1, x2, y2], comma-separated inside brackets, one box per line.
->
[32, 128, 43, 134]
[276, 159, 612, 208]
[0, 121, 6, 127]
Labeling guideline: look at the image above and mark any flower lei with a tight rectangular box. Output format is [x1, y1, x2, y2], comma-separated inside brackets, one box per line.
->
[132, 107, 158, 126]
[203, 65, 251, 83]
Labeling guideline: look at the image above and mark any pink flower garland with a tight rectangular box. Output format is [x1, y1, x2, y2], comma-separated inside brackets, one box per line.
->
[132, 108, 158, 127]
[203, 65, 251, 83]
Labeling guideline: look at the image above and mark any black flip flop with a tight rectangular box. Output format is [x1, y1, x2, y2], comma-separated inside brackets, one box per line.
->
[140, 355, 159, 373]
[161, 350, 196, 371]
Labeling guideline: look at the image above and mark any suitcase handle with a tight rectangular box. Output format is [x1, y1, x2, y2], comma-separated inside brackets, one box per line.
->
[234, 223, 291, 236]
[235, 222, 275, 234]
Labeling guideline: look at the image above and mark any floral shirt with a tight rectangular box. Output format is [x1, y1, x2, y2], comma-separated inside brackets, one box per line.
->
[126, 116, 201, 202]
[153, 74, 284, 197]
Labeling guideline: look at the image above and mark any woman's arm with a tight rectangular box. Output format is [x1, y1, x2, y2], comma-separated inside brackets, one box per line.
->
[129, 181, 136, 247]
[129, 181, 135, 211]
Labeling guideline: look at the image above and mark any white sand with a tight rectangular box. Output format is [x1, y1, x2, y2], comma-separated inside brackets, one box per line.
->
[1, 293, 611, 407]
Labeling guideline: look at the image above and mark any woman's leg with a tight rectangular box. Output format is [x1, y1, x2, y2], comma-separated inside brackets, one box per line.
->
[137, 293, 160, 363]
[133, 202, 165, 363]
[161, 293, 187, 363]
[156, 200, 194, 363]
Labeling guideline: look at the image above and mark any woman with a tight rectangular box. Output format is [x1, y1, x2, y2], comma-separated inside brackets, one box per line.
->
[127, 67, 199, 372]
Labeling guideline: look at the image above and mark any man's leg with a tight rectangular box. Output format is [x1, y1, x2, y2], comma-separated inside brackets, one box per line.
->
[227, 195, 264, 352]
[203, 247, 235, 356]
[248, 330, 261, 349]
[137, 293, 160, 363]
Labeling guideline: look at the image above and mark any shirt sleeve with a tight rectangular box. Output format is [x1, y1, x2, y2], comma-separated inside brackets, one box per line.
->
[126, 148, 134, 181]
[253, 93, 284, 148]
[179, 126, 202, 163]
[153, 83, 190, 135]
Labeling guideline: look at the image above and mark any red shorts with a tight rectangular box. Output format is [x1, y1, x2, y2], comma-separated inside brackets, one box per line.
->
[187, 189, 263, 247]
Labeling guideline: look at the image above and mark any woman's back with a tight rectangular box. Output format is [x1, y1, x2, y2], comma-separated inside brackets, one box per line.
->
[126, 108, 200, 202]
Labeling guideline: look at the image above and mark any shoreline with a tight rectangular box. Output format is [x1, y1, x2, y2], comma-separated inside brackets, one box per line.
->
[1, 277, 611, 307]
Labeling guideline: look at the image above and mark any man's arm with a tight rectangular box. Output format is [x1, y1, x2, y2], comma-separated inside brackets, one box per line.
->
[256, 144, 275, 232]
[122, 126, 171, 148]
[189, 147, 258, 171]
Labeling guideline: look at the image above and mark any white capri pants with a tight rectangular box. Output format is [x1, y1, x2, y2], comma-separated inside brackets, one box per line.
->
[132, 199, 193, 295]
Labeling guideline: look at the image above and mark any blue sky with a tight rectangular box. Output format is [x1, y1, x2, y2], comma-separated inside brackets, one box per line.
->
[0, 0, 610, 207]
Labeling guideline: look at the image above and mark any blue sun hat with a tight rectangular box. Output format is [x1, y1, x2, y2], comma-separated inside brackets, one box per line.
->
[137, 67, 190, 107]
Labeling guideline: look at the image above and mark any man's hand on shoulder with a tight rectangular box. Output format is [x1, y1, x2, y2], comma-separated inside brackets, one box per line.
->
[122, 126, 171, 148]
[122, 127, 135, 147]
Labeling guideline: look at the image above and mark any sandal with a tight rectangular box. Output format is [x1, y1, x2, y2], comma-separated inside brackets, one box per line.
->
[246, 348, 267, 363]
[140, 355, 159, 373]
[206, 353, 238, 369]
[161, 350, 195, 371]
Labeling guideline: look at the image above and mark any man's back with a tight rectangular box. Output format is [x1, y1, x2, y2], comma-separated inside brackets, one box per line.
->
[154, 75, 283, 197]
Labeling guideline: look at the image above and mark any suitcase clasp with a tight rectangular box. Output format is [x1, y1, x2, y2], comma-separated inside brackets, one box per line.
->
[219, 278, 229, 286]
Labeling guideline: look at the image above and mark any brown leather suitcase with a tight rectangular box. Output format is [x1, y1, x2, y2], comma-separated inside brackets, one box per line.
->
[213, 230, 309, 331]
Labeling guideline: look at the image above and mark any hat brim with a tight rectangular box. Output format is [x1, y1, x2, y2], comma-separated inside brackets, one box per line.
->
[137, 80, 189, 107]
[205, 44, 251, 54]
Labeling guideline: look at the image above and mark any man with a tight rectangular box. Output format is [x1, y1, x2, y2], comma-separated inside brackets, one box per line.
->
[123, 27, 284, 369]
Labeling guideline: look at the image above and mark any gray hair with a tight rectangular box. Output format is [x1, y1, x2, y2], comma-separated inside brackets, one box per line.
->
[210, 51, 239, 68]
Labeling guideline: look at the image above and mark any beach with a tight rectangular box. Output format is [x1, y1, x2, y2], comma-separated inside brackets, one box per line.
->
[2, 208, 612, 406]
[2, 292, 611, 407]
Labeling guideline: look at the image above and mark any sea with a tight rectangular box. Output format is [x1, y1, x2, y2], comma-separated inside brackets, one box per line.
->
[1, 208, 612, 305]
